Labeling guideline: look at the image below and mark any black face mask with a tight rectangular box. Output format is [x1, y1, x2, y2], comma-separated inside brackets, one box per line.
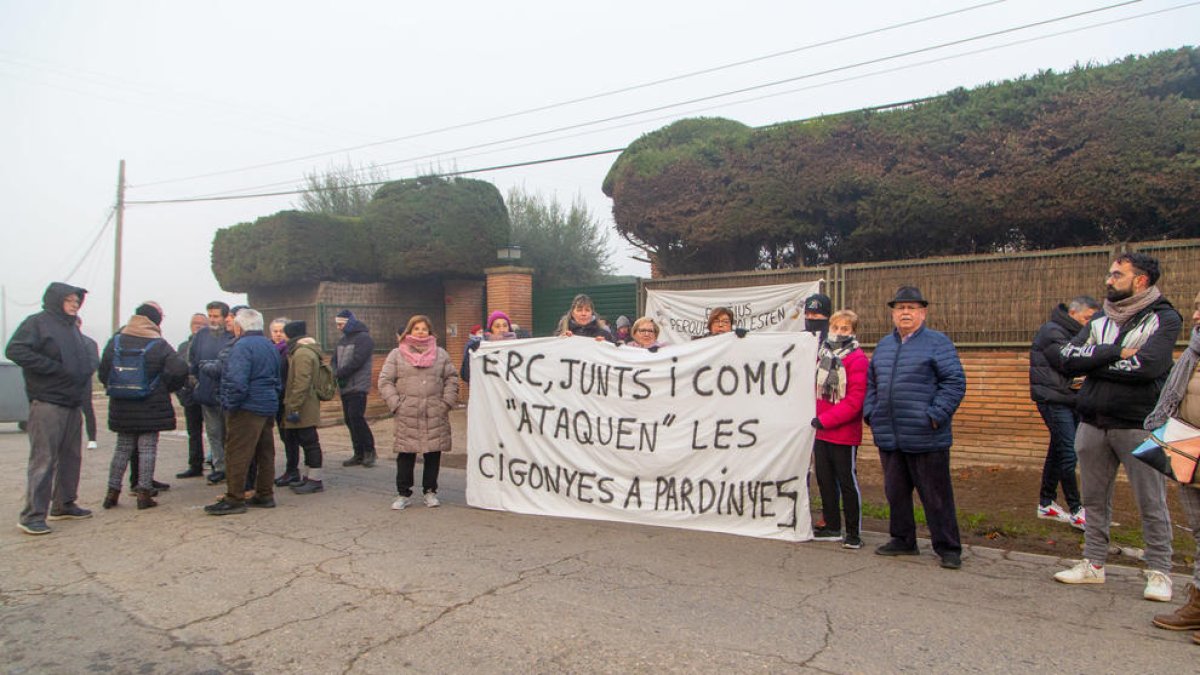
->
[805, 318, 830, 336]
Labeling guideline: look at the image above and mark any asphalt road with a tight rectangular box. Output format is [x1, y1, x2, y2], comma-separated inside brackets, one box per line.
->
[0, 409, 1194, 673]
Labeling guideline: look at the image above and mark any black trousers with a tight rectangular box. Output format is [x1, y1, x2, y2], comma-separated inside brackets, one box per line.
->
[284, 427, 323, 469]
[813, 439, 861, 536]
[879, 448, 961, 556]
[340, 392, 376, 459]
[184, 402, 205, 471]
[396, 452, 441, 497]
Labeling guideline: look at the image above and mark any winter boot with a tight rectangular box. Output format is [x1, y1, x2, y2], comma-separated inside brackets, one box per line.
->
[135, 489, 158, 511]
[102, 488, 120, 509]
[1153, 583, 1200, 631]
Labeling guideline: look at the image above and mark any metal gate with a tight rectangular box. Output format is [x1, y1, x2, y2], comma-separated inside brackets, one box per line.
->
[531, 282, 638, 337]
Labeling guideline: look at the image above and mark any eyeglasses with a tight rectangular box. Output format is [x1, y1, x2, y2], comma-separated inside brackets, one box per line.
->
[712, 318, 732, 326]
[635, 328, 657, 334]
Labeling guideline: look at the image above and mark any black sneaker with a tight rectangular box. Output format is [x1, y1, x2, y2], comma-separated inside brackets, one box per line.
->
[292, 480, 324, 495]
[940, 553, 963, 570]
[875, 540, 920, 556]
[812, 527, 843, 542]
[48, 503, 93, 521]
[842, 535, 863, 550]
[17, 521, 52, 535]
[204, 499, 247, 516]
[274, 472, 300, 487]
[206, 471, 226, 485]
[342, 456, 363, 467]
[176, 468, 204, 479]
[247, 495, 276, 508]
[151, 480, 171, 491]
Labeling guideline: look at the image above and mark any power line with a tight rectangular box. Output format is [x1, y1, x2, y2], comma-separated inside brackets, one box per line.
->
[127, 0, 1013, 190]
[63, 208, 116, 280]
[159, 0, 1146, 201]
[124, 149, 628, 205]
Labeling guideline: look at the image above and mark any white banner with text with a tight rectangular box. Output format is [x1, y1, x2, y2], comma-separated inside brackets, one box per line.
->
[466, 332, 816, 541]
[645, 280, 823, 343]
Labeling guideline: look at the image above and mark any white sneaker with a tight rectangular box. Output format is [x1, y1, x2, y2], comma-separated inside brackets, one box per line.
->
[1144, 570, 1174, 602]
[390, 496, 410, 511]
[422, 492, 440, 508]
[1054, 559, 1105, 584]
[1067, 507, 1086, 531]
[1037, 501, 1071, 523]
[86, 441, 98, 450]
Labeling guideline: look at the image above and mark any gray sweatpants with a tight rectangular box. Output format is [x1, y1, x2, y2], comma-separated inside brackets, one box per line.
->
[1076, 423, 1173, 573]
[1179, 485, 1200, 586]
[20, 400, 83, 526]
[201, 405, 226, 472]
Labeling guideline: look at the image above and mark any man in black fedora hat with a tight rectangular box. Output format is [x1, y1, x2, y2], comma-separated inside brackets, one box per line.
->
[864, 285, 967, 569]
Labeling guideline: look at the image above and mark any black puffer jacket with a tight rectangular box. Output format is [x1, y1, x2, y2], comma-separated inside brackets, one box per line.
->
[99, 317, 188, 433]
[1059, 295, 1182, 429]
[1029, 304, 1084, 406]
[4, 282, 95, 407]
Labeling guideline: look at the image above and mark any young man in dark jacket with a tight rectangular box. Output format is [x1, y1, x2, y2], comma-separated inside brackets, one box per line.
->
[864, 286, 967, 569]
[1053, 253, 1181, 603]
[190, 301, 233, 484]
[332, 310, 377, 467]
[1028, 296, 1100, 528]
[205, 308, 281, 515]
[6, 282, 97, 535]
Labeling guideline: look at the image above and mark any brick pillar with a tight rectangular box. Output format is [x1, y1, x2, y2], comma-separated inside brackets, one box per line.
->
[649, 253, 663, 279]
[443, 278, 484, 402]
[485, 266, 534, 333]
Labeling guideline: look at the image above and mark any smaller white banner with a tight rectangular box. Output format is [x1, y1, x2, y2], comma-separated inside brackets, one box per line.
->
[645, 280, 823, 343]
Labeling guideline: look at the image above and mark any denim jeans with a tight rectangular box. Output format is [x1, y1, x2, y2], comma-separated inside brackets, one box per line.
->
[1036, 401, 1081, 512]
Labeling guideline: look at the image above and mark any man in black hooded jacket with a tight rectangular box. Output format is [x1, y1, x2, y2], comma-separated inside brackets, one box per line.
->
[6, 282, 97, 535]
[1028, 296, 1100, 528]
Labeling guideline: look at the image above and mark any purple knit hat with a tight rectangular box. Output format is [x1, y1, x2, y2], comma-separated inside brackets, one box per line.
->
[487, 310, 511, 332]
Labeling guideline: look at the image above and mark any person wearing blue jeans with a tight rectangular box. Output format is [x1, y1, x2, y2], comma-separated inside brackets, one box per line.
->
[1029, 297, 1099, 529]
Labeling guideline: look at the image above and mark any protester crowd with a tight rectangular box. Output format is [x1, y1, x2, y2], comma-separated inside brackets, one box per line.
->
[7, 250, 1199, 645]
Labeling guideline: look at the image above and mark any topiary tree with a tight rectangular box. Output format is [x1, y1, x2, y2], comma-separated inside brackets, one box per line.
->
[363, 176, 511, 279]
[211, 210, 372, 292]
[211, 176, 511, 290]
[604, 48, 1200, 275]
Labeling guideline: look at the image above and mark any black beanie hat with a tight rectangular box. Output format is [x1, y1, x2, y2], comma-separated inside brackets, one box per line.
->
[283, 320, 306, 339]
[135, 303, 163, 326]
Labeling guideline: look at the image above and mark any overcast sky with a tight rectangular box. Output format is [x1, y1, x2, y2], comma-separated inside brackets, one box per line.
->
[1, 0, 1196, 345]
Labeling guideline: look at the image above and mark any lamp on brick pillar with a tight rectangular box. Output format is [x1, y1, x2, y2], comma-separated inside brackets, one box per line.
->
[486, 245, 534, 336]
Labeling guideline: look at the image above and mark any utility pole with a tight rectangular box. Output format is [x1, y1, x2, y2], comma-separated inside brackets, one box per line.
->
[112, 159, 125, 335]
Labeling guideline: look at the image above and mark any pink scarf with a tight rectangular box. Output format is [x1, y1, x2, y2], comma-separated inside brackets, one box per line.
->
[399, 335, 437, 367]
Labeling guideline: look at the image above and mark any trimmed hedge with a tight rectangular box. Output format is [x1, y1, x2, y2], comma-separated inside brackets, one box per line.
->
[603, 48, 1200, 275]
[211, 177, 510, 291]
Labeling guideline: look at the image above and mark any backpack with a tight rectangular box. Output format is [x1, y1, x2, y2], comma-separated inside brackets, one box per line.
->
[106, 334, 162, 400]
[302, 343, 337, 401]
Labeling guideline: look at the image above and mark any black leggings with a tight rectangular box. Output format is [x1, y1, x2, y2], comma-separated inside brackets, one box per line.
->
[284, 427, 323, 469]
[395, 452, 441, 497]
[813, 439, 862, 536]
